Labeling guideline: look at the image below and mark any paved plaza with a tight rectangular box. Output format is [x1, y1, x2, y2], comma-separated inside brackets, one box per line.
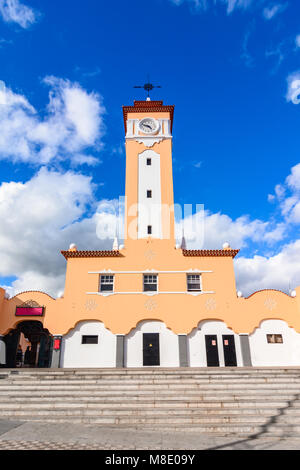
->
[0, 419, 299, 450]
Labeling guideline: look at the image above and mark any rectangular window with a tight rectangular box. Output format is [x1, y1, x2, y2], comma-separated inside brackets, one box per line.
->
[267, 334, 283, 344]
[144, 274, 158, 292]
[147, 158, 152, 166]
[82, 336, 98, 344]
[147, 225, 152, 235]
[147, 190, 152, 198]
[100, 275, 114, 292]
[187, 274, 201, 292]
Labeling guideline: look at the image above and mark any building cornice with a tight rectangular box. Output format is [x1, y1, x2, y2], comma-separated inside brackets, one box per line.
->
[182, 249, 239, 258]
[61, 250, 123, 259]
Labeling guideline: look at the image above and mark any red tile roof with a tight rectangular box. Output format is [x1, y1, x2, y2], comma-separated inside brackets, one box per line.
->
[182, 249, 239, 258]
[61, 250, 123, 259]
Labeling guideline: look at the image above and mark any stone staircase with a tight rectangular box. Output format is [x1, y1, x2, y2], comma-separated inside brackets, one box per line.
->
[1, 368, 300, 436]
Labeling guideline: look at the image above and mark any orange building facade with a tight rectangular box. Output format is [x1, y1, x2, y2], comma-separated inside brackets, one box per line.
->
[0, 99, 300, 369]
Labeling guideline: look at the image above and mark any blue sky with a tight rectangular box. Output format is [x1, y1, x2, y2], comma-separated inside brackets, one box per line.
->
[0, 0, 300, 297]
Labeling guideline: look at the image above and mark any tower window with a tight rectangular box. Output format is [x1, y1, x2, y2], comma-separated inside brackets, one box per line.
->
[144, 274, 158, 292]
[187, 274, 201, 292]
[100, 275, 114, 292]
[147, 158, 152, 166]
[147, 225, 152, 235]
[147, 190, 152, 198]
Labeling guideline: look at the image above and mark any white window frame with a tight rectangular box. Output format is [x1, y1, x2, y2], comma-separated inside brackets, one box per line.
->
[143, 274, 158, 292]
[187, 274, 202, 292]
[99, 274, 114, 293]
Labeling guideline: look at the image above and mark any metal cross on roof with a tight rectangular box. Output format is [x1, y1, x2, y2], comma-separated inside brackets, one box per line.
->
[134, 78, 162, 98]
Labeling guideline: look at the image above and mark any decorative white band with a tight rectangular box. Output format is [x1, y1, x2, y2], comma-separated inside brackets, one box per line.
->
[86, 291, 215, 296]
[88, 270, 213, 274]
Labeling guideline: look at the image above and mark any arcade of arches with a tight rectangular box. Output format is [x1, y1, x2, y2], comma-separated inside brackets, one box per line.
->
[3, 321, 53, 368]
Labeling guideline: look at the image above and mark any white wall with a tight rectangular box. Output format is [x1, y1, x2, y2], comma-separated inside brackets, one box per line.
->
[138, 149, 162, 239]
[188, 320, 243, 367]
[125, 320, 179, 367]
[60, 321, 116, 368]
[249, 319, 300, 366]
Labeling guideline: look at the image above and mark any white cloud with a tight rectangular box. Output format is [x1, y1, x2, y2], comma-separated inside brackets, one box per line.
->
[0, 77, 105, 165]
[235, 240, 300, 296]
[0, 168, 116, 298]
[0, 0, 38, 28]
[0, 38, 12, 47]
[169, 0, 291, 19]
[263, 3, 287, 20]
[296, 35, 300, 48]
[177, 208, 286, 250]
[4, 271, 67, 300]
[225, 0, 253, 14]
[286, 71, 300, 104]
[286, 163, 300, 191]
[268, 163, 300, 225]
[169, 0, 258, 14]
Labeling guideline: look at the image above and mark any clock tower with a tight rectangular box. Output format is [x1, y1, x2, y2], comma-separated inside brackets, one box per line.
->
[122, 99, 175, 247]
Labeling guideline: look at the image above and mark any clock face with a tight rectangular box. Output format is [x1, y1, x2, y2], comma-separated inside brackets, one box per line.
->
[138, 118, 159, 135]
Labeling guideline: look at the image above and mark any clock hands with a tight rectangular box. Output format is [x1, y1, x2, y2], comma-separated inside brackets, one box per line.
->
[139, 118, 158, 134]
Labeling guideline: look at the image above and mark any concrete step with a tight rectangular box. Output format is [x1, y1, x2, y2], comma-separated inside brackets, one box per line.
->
[0, 416, 263, 434]
[4, 373, 300, 381]
[4, 376, 300, 387]
[3, 369, 300, 378]
[0, 403, 281, 416]
[0, 410, 269, 424]
[0, 391, 298, 401]
[1, 368, 300, 436]
[0, 380, 300, 391]
[0, 397, 291, 408]
[0, 385, 299, 398]
[0, 368, 300, 379]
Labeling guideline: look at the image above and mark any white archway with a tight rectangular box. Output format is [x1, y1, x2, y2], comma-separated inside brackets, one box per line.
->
[60, 321, 116, 368]
[249, 319, 300, 366]
[125, 320, 179, 367]
[188, 320, 243, 367]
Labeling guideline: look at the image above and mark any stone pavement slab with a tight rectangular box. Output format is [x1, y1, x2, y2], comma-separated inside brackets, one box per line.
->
[0, 420, 300, 450]
[0, 419, 23, 436]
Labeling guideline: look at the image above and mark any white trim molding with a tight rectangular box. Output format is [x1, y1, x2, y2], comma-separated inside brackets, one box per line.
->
[88, 270, 213, 274]
[86, 291, 215, 296]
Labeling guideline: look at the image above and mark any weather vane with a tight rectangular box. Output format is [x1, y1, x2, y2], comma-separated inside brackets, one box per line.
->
[134, 76, 161, 98]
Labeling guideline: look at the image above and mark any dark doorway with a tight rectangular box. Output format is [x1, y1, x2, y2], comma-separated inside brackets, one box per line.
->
[222, 335, 237, 367]
[4, 321, 53, 369]
[143, 333, 160, 366]
[205, 335, 219, 367]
